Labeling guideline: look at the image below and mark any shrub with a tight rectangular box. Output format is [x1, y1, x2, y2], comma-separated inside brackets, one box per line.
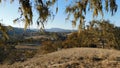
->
[39, 40, 63, 54]
[24, 50, 37, 58]
[0, 42, 37, 64]
[0, 44, 6, 63]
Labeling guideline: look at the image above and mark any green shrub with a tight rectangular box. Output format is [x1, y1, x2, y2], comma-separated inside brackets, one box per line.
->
[0, 44, 6, 63]
[25, 50, 37, 58]
[39, 40, 63, 54]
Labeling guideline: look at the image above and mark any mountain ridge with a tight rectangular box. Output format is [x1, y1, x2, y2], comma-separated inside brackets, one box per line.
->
[7, 27, 77, 35]
[45, 28, 77, 32]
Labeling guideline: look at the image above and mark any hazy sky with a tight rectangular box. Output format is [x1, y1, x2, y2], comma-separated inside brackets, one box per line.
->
[0, 0, 120, 30]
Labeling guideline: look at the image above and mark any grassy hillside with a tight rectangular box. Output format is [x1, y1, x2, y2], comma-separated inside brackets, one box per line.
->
[1, 48, 120, 68]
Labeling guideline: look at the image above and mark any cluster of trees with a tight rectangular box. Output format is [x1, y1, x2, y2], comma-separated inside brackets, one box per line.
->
[63, 20, 120, 49]
[39, 20, 120, 54]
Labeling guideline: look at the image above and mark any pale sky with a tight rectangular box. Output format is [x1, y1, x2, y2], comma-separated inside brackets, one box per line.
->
[0, 0, 120, 30]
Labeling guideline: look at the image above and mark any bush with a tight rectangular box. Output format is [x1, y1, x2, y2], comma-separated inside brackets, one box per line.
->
[0, 42, 37, 64]
[0, 44, 6, 63]
[39, 40, 63, 54]
[25, 50, 37, 58]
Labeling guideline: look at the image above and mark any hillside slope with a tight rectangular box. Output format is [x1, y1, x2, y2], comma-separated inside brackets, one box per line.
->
[1, 48, 120, 68]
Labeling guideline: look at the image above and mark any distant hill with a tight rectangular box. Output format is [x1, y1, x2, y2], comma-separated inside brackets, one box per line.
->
[7, 27, 36, 35]
[45, 28, 76, 32]
[6, 27, 76, 36]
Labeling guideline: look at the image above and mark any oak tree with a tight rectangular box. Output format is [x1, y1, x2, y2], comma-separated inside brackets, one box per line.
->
[0, 0, 118, 39]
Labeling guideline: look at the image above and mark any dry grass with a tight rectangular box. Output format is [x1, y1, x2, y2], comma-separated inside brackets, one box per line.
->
[15, 45, 40, 49]
[0, 48, 120, 68]
[25, 35, 49, 40]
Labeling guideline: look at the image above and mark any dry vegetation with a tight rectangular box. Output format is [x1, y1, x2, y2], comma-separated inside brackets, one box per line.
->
[0, 20, 120, 68]
[0, 48, 120, 68]
[0, 0, 120, 68]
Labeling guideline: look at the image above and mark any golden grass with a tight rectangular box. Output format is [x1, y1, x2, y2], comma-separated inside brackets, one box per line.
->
[0, 48, 120, 68]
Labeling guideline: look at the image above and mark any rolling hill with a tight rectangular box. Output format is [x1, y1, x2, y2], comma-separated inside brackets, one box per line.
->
[1, 48, 120, 68]
[45, 28, 76, 32]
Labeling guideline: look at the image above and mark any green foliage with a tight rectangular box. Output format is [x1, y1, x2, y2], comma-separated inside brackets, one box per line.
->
[65, 0, 117, 33]
[0, 23, 9, 40]
[39, 40, 63, 54]
[24, 50, 37, 58]
[62, 32, 81, 48]
[0, 41, 37, 64]
[113, 27, 120, 49]
[0, 44, 6, 63]
[6, 49, 37, 64]
[37, 20, 120, 54]
[0, 43, 15, 63]
[0, 0, 58, 30]
[62, 20, 119, 49]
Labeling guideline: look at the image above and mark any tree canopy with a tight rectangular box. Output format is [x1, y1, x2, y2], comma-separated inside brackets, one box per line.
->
[0, 0, 118, 39]
[65, 0, 117, 33]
